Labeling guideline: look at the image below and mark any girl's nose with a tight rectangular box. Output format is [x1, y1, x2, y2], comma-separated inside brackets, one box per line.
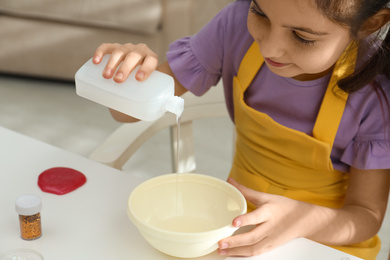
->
[258, 30, 286, 59]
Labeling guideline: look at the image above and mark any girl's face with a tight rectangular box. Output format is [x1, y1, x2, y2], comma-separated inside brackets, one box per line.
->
[247, 0, 353, 81]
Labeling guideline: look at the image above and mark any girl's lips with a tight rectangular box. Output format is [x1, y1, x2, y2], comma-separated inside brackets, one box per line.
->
[265, 58, 289, 68]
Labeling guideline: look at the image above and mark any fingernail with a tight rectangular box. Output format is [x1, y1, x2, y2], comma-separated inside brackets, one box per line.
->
[235, 219, 242, 227]
[219, 250, 227, 256]
[104, 68, 112, 77]
[136, 71, 145, 80]
[115, 72, 124, 80]
[220, 242, 229, 249]
[93, 56, 101, 63]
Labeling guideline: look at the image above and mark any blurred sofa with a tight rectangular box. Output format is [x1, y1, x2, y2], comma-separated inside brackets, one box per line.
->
[0, 0, 233, 81]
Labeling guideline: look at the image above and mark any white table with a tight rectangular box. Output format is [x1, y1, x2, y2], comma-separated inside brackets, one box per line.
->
[0, 126, 362, 260]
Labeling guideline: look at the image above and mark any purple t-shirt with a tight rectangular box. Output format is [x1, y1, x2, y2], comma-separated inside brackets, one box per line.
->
[167, 0, 390, 172]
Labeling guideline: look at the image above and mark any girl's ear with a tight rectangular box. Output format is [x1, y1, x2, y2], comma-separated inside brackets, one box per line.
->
[358, 8, 390, 39]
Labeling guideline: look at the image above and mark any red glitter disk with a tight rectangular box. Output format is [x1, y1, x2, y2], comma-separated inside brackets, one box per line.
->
[38, 167, 87, 195]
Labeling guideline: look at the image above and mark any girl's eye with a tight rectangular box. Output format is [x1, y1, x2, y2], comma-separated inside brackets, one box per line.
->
[250, 0, 315, 47]
[250, 7, 266, 18]
[250, 3, 267, 18]
[292, 31, 315, 46]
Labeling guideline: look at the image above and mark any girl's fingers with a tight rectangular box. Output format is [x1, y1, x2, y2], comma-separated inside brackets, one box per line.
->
[115, 49, 158, 82]
[218, 235, 277, 257]
[227, 177, 272, 228]
[218, 225, 295, 257]
[219, 225, 265, 249]
[103, 45, 138, 79]
[232, 205, 271, 228]
[218, 203, 272, 254]
[102, 53, 123, 79]
[137, 53, 159, 81]
[93, 55, 101, 64]
[92, 43, 158, 82]
[228, 177, 269, 207]
[114, 51, 144, 83]
[220, 178, 307, 257]
[93, 43, 120, 64]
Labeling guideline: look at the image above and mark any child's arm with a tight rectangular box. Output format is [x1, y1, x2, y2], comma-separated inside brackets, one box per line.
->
[218, 167, 390, 257]
[92, 43, 188, 122]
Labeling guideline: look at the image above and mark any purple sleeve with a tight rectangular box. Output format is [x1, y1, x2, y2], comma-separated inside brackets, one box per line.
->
[339, 75, 390, 170]
[166, 1, 244, 96]
[166, 36, 222, 96]
[341, 138, 390, 169]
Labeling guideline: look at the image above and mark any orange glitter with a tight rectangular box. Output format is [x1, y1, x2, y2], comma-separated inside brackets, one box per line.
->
[19, 213, 42, 240]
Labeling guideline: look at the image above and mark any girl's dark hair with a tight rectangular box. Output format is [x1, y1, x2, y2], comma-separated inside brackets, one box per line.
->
[315, 0, 390, 93]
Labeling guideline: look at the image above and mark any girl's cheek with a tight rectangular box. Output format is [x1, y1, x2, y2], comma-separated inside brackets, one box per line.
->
[247, 15, 267, 40]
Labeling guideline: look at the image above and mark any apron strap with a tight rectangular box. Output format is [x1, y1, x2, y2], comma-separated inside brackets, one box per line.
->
[237, 41, 264, 89]
[236, 41, 357, 150]
[312, 42, 357, 148]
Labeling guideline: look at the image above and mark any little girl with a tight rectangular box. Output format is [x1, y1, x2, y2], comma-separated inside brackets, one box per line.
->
[92, 0, 390, 259]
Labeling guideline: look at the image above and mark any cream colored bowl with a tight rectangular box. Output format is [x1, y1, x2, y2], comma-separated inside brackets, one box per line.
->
[127, 173, 247, 258]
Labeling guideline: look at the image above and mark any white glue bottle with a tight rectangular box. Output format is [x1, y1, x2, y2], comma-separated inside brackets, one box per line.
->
[75, 55, 184, 121]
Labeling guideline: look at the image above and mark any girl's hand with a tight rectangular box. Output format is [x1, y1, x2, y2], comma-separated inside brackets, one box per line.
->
[92, 43, 158, 83]
[218, 178, 312, 257]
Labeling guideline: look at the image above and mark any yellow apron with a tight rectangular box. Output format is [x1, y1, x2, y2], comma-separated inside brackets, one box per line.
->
[229, 41, 380, 259]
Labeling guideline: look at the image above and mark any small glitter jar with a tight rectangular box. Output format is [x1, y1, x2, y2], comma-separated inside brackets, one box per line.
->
[15, 195, 42, 240]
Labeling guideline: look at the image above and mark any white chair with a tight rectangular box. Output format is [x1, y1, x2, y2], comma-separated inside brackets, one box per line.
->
[89, 83, 232, 174]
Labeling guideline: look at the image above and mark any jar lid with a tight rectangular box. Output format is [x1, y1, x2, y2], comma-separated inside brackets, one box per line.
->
[15, 195, 42, 216]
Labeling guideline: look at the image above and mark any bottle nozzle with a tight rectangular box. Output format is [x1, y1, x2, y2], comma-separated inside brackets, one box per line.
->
[165, 96, 184, 118]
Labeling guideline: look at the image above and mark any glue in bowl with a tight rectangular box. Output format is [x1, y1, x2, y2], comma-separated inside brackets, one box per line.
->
[127, 173, 247, 258]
